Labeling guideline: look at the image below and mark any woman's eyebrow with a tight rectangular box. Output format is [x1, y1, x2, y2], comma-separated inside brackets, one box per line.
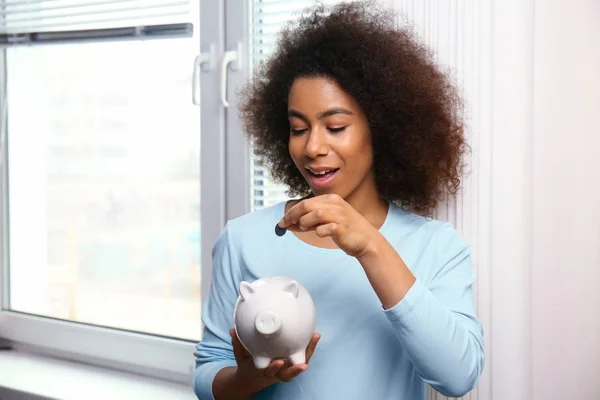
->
[287, 109, 309, 122]
[287, 107, 354, 121]
[317, 107, 354, 119]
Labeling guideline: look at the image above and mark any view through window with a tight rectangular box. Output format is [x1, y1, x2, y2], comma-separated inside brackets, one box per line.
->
[6, 37, 202, 341]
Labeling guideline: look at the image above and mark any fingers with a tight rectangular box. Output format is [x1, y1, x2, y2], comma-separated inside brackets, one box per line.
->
[276, 333, 320, 382]
[230, 328, 250, 359]
[281, 202, 341, 231]
[230, 328, 321, 384]
[305, 333, 321, 362]
[280, 196, 338, 228]
[279, 200, 311, 229]
[263, 359, 286, 378]
[276, 363, 308, 383]
[294, 210, 323, 232]
[315, 222, 338, 238]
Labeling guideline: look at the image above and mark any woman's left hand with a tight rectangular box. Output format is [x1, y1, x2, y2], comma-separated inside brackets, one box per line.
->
[278, 194, 382, 258]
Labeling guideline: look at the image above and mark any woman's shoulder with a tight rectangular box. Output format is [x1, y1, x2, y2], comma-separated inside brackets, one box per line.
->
[385, 204, 470, 280]
[386, 202, 467, 248]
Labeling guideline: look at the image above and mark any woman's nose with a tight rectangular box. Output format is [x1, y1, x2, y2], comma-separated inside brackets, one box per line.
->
[304, 129, 329, 159]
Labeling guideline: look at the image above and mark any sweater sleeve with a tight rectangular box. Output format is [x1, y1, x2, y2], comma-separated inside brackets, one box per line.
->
[193, 224, 241, 400]
[383, 223, 485, 398]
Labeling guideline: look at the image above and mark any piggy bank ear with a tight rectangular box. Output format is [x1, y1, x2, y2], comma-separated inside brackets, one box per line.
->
[283, 280, 300, 298]
[239, 281, 255, 301]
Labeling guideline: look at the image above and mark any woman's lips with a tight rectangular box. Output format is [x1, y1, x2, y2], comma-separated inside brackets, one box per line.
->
[307, 168, 340, 189]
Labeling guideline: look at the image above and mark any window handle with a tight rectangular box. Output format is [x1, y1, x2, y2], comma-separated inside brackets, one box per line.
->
[220, 42, 243, 108]
[192, 43, 216, 106]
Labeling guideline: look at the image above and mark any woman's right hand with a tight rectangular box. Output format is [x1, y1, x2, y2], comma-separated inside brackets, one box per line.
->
[229, 328, 320, 387]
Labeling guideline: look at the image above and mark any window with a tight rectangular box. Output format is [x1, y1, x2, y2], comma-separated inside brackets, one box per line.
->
[0, 0, 217, 382]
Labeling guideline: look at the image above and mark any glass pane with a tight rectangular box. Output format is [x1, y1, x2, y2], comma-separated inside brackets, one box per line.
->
[248, 0, 347, 212]
[6, 36, 201, 341]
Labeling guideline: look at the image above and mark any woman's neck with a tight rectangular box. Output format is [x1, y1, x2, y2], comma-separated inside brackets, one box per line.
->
[344, 188, 389, 230]
[338, 170, 389, 229]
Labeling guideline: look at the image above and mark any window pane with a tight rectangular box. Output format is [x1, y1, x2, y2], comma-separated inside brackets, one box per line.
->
[6, 38, 201, 341]
[248, 0, 346, 212]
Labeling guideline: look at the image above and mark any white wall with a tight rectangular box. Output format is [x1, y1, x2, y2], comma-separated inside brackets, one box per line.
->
[479, 0, 600, 399]
[387, 1, 600, 399]
[531, 0, 600, 398]
[487, 1, 600, 399]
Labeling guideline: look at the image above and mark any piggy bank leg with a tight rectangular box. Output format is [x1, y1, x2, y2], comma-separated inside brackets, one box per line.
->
[253, 356, 272, 369]
[288, 351, 306, 365]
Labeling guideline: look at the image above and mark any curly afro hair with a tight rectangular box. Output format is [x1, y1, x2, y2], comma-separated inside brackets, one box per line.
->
[239, 0, 468, 216]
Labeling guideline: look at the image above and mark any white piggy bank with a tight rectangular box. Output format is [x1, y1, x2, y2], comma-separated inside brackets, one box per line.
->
[233, 276, 317, 369]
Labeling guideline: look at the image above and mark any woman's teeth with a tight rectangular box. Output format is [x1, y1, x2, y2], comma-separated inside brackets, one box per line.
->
[307, 168, 338, 175]
[306, 168, 339, 187]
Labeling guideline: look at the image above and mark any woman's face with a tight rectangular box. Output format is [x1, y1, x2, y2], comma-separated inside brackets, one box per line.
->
[287, 77, 377, 201]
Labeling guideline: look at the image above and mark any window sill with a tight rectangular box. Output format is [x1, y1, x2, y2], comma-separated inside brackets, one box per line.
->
[0, 349, 196, 400]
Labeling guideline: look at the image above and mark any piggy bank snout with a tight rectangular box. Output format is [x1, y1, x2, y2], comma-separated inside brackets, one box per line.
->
[254, 310, 281, 336]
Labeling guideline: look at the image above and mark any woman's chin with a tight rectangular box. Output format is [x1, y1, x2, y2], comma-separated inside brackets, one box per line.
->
[309, 186, 343, 198]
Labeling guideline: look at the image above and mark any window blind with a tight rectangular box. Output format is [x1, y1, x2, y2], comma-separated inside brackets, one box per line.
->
[0, 0, 195, 45]
[252, 0, 312, 65]
[251, 0, 345, 66]
[250, 0, 341, 210]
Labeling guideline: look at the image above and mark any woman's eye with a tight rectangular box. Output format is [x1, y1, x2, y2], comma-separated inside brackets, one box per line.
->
[328, 126, 347, 133]
[290, 128, 308, 135]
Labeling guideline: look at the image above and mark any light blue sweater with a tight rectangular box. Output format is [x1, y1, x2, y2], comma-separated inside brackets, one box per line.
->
[194, 201, 485, 399]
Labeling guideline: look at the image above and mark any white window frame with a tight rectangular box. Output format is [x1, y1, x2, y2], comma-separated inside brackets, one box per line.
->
[0, 0, 254, 384]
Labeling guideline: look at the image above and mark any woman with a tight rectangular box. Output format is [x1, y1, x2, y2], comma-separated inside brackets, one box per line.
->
[194, 2, 485, 399]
